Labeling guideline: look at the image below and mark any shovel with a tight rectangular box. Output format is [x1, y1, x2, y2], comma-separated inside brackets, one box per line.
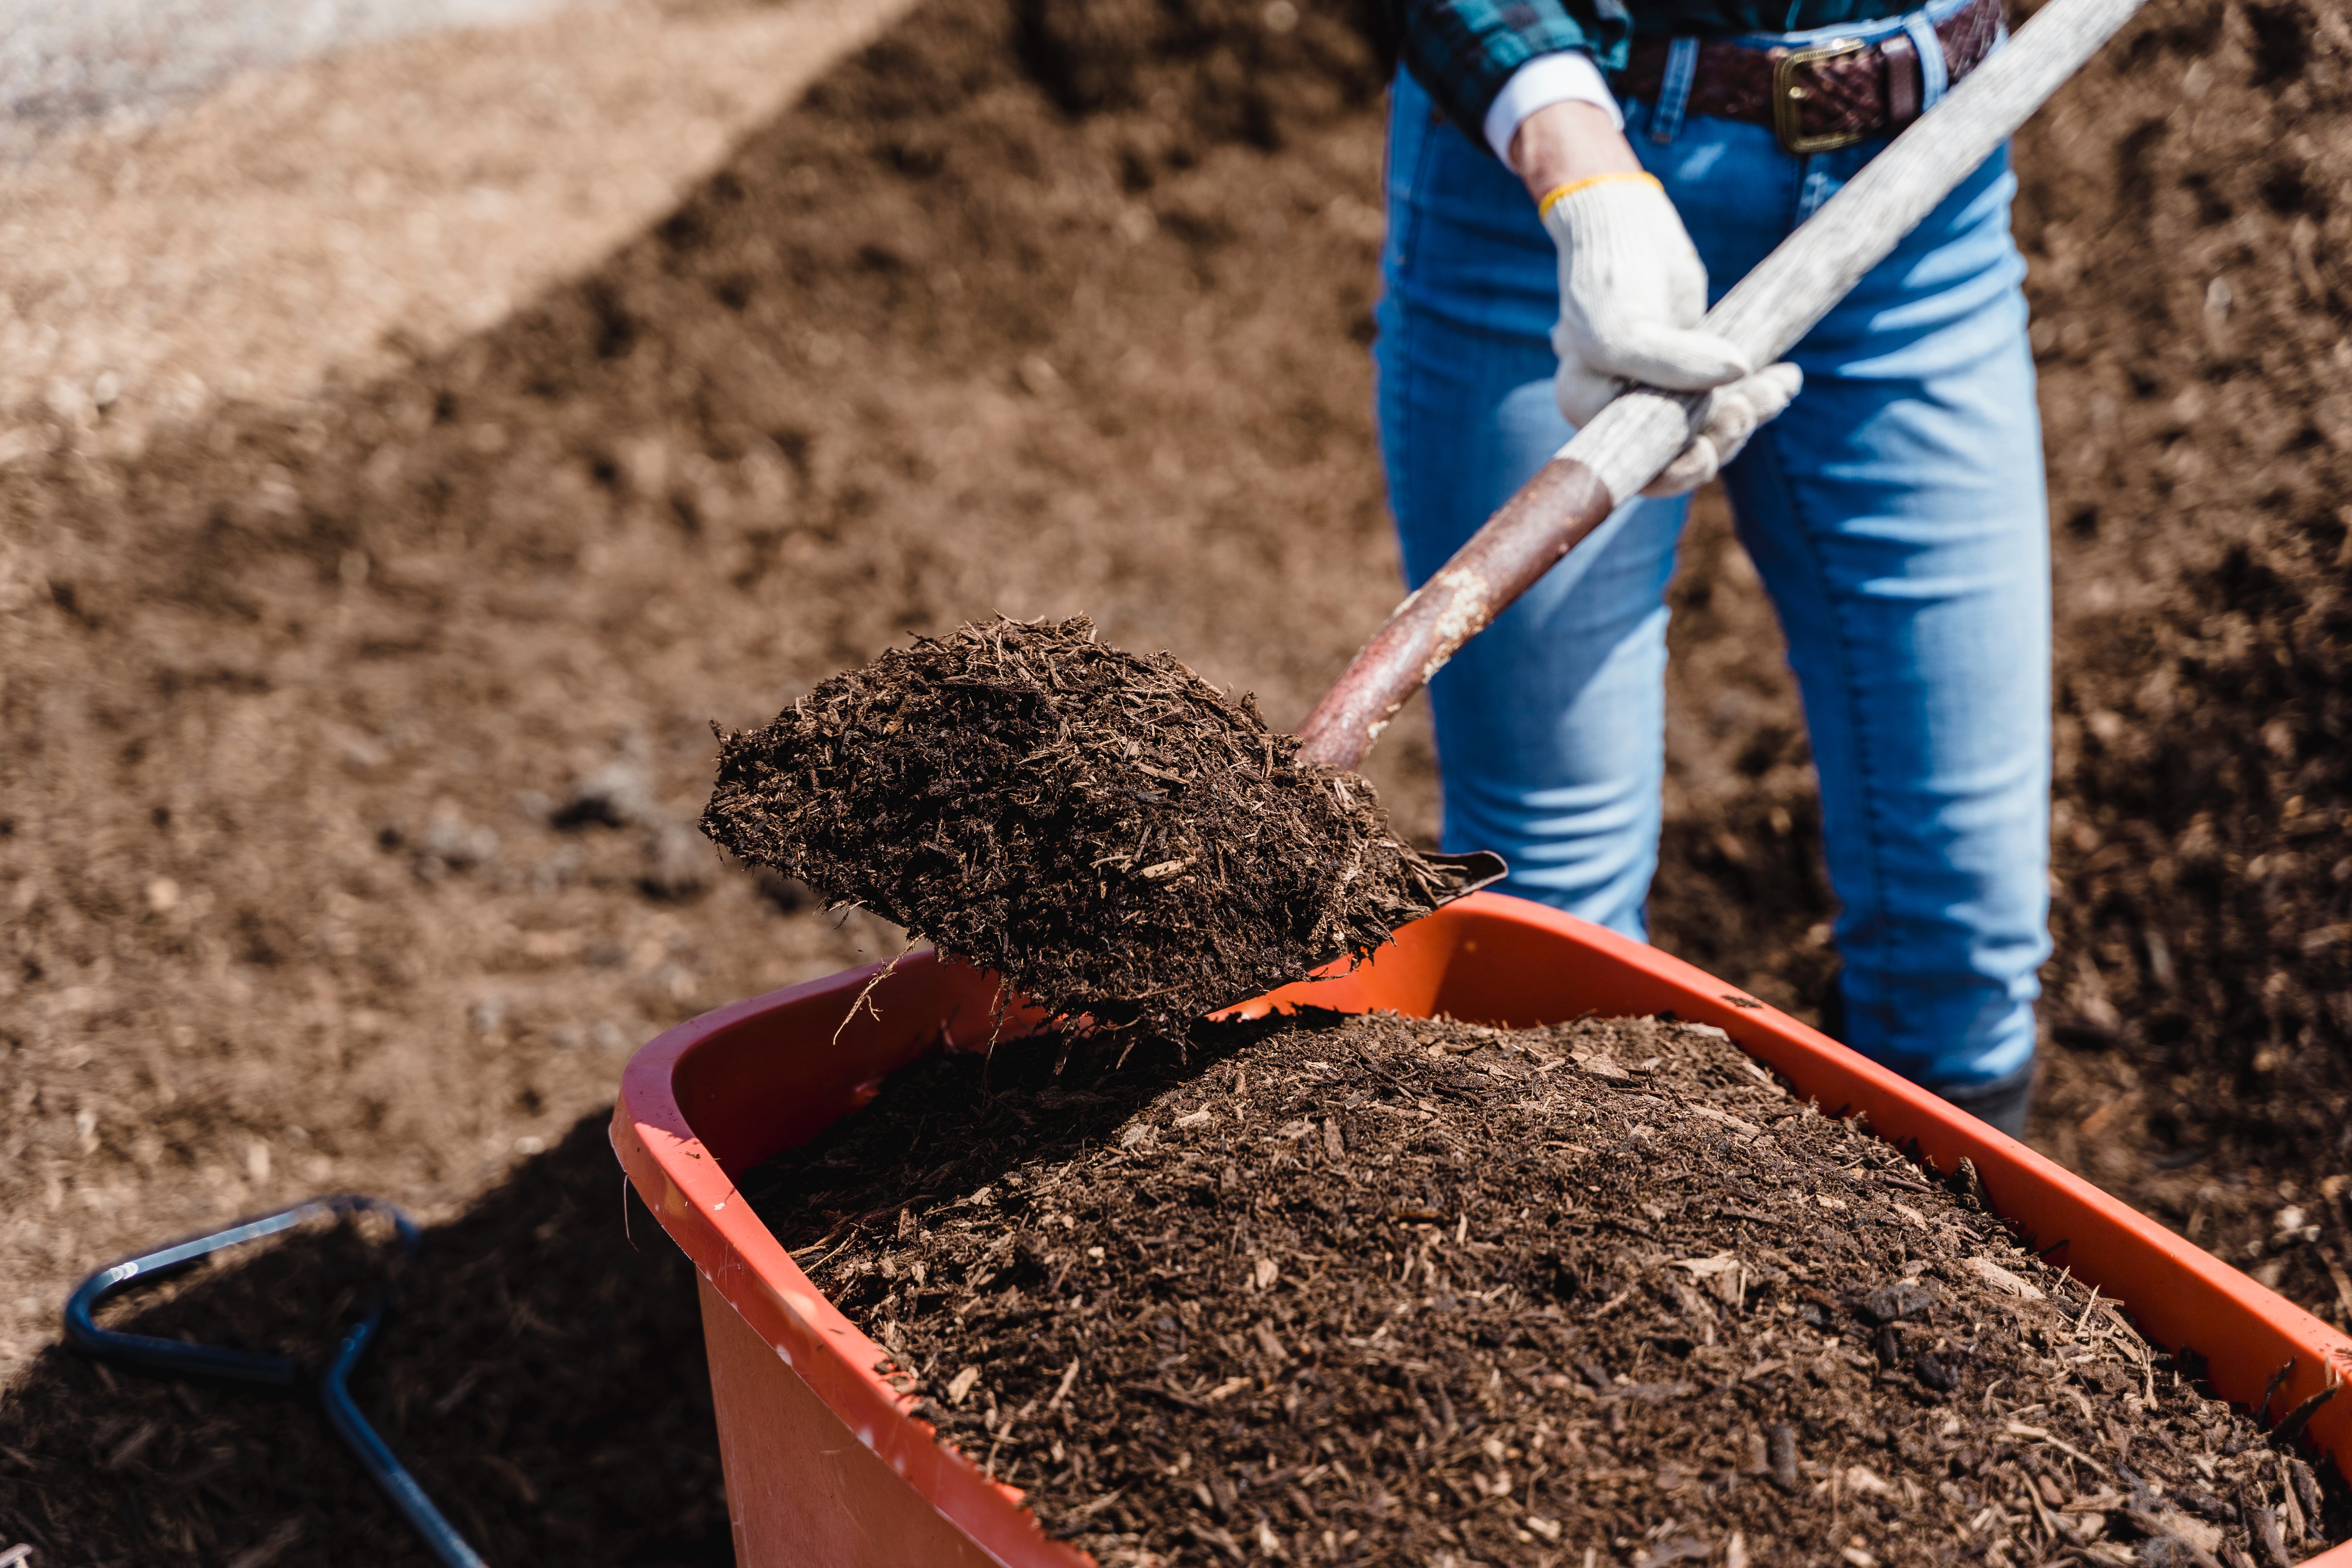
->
[704, 0, 2147, 1027]
[1295, 0, 2148, 785]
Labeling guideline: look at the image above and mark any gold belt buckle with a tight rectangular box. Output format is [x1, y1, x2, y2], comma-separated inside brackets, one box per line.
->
[1772, 36, 1871, 156]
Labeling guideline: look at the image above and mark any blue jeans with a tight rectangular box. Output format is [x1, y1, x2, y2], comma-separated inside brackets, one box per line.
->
[1374, 30, 2050, 1096]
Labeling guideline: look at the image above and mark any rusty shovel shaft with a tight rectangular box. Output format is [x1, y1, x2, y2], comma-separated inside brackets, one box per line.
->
[1293, 0, 2148, 774]
[1292, 454, 1624, 770]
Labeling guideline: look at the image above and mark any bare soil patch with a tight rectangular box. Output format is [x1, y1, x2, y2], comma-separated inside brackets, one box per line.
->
[0, 0, 918, 457]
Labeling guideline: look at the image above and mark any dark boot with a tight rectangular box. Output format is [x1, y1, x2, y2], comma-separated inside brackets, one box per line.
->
[1820, 967, 2035, 1140]
[1932, 1057, 2037, 1141]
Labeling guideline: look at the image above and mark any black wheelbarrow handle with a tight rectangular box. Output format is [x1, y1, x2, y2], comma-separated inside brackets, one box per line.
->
[64, 1194, 488, 1568]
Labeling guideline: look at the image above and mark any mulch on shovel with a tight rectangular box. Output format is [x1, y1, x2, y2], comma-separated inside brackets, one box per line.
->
[702, 616, 1479, 1030]
[746, 1011, 2345, 1568]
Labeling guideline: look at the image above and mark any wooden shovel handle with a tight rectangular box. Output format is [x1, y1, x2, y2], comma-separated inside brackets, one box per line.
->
[1295, 0, 2147, 774]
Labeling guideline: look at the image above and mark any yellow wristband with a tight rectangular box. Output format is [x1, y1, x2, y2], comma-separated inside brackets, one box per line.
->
[1535, 170, 1661, 218]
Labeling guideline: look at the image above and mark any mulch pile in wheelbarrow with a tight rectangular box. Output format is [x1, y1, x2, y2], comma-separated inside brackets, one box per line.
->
[702, 615, 1481, 1031]
[746, 1010, 2343, 1568]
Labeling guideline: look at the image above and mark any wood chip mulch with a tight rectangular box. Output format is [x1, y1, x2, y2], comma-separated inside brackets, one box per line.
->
[701, 615, 1483, 1031]
[745, 1009, 2346, 1568]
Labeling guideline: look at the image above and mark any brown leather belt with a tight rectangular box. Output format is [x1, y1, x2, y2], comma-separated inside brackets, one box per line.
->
[1615, 0, 2005, 156]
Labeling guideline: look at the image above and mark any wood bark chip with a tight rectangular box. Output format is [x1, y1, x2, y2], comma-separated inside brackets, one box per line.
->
[1766, 1422, 1801, 1493]
[2289, 1458, 2324, 1543]
[2245, 1505, 2291, 1568]
[2269, 1376, 2338, 1448]
[2123, 1508, 2227, 1568]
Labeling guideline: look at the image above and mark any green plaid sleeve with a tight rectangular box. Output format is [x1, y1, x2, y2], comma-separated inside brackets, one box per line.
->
[1384, 0, 1634, 154]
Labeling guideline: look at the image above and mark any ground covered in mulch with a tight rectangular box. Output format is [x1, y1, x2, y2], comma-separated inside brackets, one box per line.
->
[705, 615, 1476, 1028]
[10, 0, 2352, 1558]
[748, 1013, 2345, 1568]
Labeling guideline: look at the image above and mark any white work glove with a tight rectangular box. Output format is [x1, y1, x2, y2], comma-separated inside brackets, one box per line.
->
[1540, 172, 1802, 497]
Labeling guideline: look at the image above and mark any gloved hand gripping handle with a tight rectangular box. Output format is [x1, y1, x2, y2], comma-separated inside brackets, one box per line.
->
[1294, 0, 2148, 775]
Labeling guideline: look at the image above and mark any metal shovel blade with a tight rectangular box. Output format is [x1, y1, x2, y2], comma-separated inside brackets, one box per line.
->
[1425, 849, 1509, 904]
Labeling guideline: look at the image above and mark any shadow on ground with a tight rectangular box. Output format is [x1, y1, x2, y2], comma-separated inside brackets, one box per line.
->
[0, 1114, 729, 1567]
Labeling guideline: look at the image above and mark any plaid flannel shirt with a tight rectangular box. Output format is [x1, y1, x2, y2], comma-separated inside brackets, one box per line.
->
[1387, 0, 1917, 154]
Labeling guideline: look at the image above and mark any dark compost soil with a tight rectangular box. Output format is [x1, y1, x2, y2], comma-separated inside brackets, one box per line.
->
[704, 615, 1478, 1029]
[746, 1013, 2346, 1568]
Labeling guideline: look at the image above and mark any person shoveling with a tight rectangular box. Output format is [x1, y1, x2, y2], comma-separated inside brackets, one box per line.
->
[708, 0, 2147, 1129]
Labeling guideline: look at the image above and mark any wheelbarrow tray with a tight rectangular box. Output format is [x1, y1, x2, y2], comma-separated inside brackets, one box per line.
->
[612, 891, 2352, 1567]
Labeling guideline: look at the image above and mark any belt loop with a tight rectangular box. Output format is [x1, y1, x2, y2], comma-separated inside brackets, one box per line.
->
[1901, 12, 1949, 108]
[1648, 36, 1702, 145]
